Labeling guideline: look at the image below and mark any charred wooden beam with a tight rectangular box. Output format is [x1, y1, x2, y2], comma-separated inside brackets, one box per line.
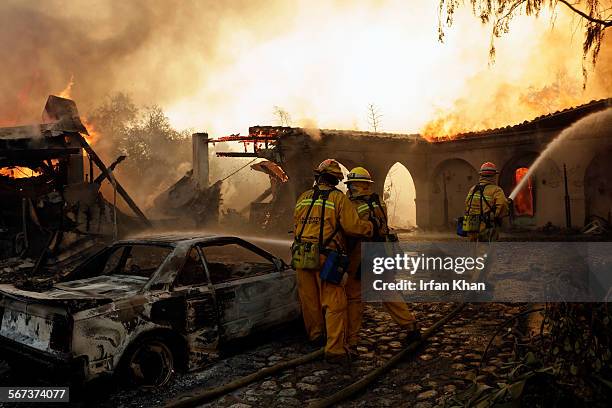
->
[74, 134, 151, 227]
[93, 155, 126, 185]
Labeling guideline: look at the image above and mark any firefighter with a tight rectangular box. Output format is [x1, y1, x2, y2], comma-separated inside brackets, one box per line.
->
[292, 159, 374, 363]
[463, 162, 509, 242]
[343, 167, 418, 352]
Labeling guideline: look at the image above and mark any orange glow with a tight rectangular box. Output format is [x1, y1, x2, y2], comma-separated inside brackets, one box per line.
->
[57, 74, 74, 99]
[0, 166, 43, 179]
[421, 113, 469, 141]
[55, 77, 99, 145]
[80, 116, 100, 145]
[513, 167, 534, 216]
[2, 2, 609, 139]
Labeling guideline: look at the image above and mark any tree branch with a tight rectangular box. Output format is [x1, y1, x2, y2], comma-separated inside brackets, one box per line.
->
[557, 0, 612, 27]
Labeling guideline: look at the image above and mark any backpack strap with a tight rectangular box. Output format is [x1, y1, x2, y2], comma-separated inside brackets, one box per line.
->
[318, 189, 331, 246]
[464, 184, 481, 216]
[295, 187, 321, 242]
[319, 188, 343, 252]
[469, 184, 495, 226]
[479, 185, 494, 213]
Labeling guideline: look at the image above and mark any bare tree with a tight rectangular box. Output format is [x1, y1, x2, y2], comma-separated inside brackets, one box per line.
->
[437, 0, 612, 83]
[273, 106, 292, 126]
[367, 103, 383, 132]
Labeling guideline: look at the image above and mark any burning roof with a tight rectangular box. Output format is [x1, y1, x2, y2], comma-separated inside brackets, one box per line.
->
[430, 98, 612, 143]
[0, 96, 87, 141]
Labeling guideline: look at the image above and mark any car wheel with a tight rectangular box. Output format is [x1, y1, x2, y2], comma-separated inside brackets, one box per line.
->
[124, 337, 175, 387]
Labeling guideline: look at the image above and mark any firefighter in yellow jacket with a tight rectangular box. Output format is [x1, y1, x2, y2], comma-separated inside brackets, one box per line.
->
[292, 159, 374, 362]
[464, 162, 510, 242]
[343, 167, 418, 351]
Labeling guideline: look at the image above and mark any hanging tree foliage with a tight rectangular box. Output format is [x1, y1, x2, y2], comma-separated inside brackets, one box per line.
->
[438, 0, 612, 82]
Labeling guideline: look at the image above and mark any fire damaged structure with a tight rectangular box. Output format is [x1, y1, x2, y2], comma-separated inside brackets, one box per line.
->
[0, 96, 149, 261]
[209, 98, 612, 233]
[0, 234, 298, 386]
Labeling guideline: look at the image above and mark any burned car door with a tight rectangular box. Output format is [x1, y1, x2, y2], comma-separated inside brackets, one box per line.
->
[199, 240, 299, 340]
[170, 246, 219, 367]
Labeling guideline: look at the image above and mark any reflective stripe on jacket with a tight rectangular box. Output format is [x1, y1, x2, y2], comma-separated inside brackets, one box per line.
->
[293, 184, 373, 252]
[356, 201, 382, 216]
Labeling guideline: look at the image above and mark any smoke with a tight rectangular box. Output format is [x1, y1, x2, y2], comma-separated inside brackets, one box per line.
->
[2, 0, 610, 134]
[0, 0, 288, 125]
[423, 29, 612, 138]
[1, 0, 610, 147]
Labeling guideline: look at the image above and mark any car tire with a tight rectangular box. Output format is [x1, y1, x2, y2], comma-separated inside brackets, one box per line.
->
[122, 336, 175, 387]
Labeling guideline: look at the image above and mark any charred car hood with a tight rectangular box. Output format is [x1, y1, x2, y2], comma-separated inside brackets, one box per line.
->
[0, 275, 147, 303]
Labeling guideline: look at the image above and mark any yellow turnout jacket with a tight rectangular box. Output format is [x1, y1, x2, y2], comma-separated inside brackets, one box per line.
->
[346, 193, 389, 276]
[464, 175, 509, 231]
[293, 184, 373, 254]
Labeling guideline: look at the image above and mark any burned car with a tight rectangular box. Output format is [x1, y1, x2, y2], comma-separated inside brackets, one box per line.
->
[0, 234, 299, 386]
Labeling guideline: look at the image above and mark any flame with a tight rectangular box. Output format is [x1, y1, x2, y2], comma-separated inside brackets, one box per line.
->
[164, 2, 609, 138]
[421, 113, 471, 141]
[421, 78, 589, 140]
[513, 167, 534, 216]
[80, 116, 100, 145]
[1, 2, 609, 140]
[0, 166, 43, 179]
[55, 76, 99, 145]
[57, 74, 74, 99]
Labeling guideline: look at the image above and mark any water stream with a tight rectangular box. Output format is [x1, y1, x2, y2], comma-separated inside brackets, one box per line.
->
[509, 108, 612, 200]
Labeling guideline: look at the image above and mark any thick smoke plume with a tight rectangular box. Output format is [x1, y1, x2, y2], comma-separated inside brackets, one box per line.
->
[1, 0, 610, 213]
[0, 0, 286, 125]
[2, 0, 610, 137]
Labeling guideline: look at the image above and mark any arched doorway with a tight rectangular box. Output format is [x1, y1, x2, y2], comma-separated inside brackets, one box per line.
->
[383, 162, 417, 230]
[585, 148, 612, 224]
[500, 153, 538, 227]
[500, 152, 563, 228]
[431, 159, 477, 228]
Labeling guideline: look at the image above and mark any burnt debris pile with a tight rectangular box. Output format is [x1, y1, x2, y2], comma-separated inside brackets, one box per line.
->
[0, 96, 147, 266]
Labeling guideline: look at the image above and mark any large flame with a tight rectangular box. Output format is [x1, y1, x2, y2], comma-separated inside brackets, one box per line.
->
[55, 78, 99, 145]
[163, 2, 610, 137]
[0, 166, 43, 179]
[2, 1, 609, 138]
[0, 159, 59, 179]
[57, 74, 74, 99]
[513, 167, 534, 216]
[80, 116, 100, 145]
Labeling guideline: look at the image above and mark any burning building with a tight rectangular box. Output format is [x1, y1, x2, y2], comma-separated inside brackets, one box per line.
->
[205, 98, 611, 234]
[0, 96, 149, 260]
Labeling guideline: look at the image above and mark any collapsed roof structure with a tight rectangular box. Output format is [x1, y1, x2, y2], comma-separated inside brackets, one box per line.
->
[0, 96, 149, 262]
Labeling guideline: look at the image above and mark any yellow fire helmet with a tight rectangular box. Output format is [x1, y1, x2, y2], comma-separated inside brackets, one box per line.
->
[345, 167, 374, 183]
[315, 159, 344, 179]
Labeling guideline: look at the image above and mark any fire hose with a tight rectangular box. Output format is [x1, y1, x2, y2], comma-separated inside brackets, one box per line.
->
[307, 303, 466, 408]
[163, 303, 465, 408]
[165, 347, 324, 408]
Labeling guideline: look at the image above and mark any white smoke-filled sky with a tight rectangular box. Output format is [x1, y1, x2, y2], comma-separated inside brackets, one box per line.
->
[1, 0, 610, 136]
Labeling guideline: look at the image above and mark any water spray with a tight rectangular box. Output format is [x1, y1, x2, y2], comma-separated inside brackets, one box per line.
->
[509, 109, 611, 201]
